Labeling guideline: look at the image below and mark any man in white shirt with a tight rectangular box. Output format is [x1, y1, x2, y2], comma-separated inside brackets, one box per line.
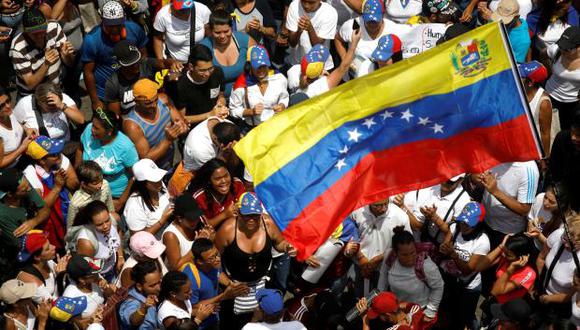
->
[475, 161, 539, 248]
[285, 0, 338, 68]
[350, 198, 410, 297]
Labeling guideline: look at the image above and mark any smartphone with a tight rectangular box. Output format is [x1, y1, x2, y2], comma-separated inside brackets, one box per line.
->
[0, 28, 13, 37]
[352, 20, 360, 32]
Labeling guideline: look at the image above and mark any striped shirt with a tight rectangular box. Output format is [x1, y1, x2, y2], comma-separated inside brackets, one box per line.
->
[125, 99, 173, 169]
[10, 22, 67, 96]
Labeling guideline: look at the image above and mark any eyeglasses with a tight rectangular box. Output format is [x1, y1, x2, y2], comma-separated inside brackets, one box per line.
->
[95, 107, 114, 129]
[205, 250, 221, 263]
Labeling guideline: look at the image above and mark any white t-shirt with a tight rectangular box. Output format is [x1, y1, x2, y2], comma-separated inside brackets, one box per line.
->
[351, 204, 411, 260]
[229, 73, 289, 125]
[535, 20, 569, 51]
[384, 0, 423, 23]
[77, 224, 121, 275]
[413, 185, 471, 244]
[545, 44, 580, 103]
[440, 228, 490, 290]
[339, 18, 405, 62]
[482, 161, 539, 234]
[0, 114, 24, 167]
[545, 228, 580, 295]
[124, 186, 171, 232]
[242, 321, 307, 330]
[285, 0, 337, 68]
[157, 300, 192, 329]
[62, 283, 105, 318]
[153, 3, 211, 62]
[13, 94, 76, 141]
[298, 76, 330, 98]
[23, 155, 71, 194]
[183, 117, 230, 171]
[14, 93, 76, 141]
[162, 223, 194, 259]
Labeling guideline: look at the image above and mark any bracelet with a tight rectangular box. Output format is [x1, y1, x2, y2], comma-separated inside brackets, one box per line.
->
[60, 104, 67, 112]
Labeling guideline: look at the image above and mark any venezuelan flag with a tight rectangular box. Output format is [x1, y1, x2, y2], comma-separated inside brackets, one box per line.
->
[234, 23, 542, 260]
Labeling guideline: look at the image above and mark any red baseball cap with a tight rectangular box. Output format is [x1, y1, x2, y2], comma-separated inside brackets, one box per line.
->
[17, 230, 48, 262]
[367, 292, 399, 319]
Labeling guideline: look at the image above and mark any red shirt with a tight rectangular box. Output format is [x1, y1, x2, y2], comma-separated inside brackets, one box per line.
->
[494, 260, 536, 303]
[193, 178, 245, 220]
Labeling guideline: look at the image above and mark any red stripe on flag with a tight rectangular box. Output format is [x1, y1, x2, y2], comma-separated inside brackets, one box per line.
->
[283, 114, 540, 260]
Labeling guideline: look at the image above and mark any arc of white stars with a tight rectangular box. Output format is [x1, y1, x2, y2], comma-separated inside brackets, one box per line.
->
[380, 110, 394, 120]
[339, 145, 349, 154]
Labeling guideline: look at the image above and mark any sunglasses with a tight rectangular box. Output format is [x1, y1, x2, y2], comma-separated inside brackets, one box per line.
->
[95, 107, 114, 129]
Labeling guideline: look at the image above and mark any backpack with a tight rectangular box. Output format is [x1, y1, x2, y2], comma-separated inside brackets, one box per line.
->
[63, 225, 99, 254]
[385, 242, 439, 283]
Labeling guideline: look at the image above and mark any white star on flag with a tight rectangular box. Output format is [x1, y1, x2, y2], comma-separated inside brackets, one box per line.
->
[362, 117, 377, 129]
[380, 111, 394, 120]
[335, 159, 347, 171]
[401, 109, 414, 122]
[432, 123, 444, 134]
[339, 145, 349, 154]
[347, 128, 362, 142]
[418, 117, 431, 126]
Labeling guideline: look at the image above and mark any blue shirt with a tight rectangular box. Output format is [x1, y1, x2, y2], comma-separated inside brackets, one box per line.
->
[199, 31, 250, 98]
[508, 19, 531, 63]
[182, 263, 219, 329]
[81, 123, 139, 198]
[119, 288, 158, 330]
[81, 22, 148, 100]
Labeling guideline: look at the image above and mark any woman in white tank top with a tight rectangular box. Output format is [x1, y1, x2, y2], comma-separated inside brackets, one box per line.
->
[0, 89, 29, 168]
[162, 194, 206, 271]
[519, 61, 561, 158]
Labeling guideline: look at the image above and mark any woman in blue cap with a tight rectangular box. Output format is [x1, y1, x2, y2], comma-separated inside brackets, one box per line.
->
[438, 201, 491, 330]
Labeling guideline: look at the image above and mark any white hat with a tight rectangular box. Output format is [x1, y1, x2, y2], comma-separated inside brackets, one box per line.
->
[449, 173, 466, 182]
[491, 0, 519, 24]
[132, 159, 167, 182]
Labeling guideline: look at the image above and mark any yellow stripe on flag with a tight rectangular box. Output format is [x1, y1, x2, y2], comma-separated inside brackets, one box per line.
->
[235, 23, 512, 186]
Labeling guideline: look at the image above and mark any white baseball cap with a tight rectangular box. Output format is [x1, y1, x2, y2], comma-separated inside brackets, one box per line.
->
[132, 158, 167, 182]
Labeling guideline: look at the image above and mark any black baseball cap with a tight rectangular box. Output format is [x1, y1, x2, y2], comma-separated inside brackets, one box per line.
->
[490, 298, 531, 324]
[113, 40, 141, 67]
[557, 26, 580, 51]
[66, 254, 101, 280]
[0, 168, 24, 198]
[174, 194, 204, 221]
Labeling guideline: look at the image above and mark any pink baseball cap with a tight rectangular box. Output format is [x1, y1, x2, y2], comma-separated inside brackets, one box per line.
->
[130, 231, 166, 259]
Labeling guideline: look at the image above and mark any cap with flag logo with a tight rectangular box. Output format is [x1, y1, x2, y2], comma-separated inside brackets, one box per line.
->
[237, 192, 263, 215]
[248, 45, 271, 70]
[50, 296, 88, 322]
[371, 34, 402, 62]
[301, 45, 330, 79]
[66, 254, 101, 279]
[362, 0, 383, 23]
[172, 0, 194, 10]
[456, 201, 486, 227]
[26, 136, 65, 160]
[518, 61, 548, 83]
[17, 230, 49, 262]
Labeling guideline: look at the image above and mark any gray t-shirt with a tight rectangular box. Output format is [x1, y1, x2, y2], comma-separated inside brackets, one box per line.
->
[104, 58, 157, 115]
[233, 0, 276, 43]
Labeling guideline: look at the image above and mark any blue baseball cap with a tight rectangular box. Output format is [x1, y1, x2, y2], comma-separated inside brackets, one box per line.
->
[456, 202, 486, 228]
[50, 296, 88, 322]
[26, 135, 65, 160]
[372, 34, 402, 62]
[237, 192, 263, 215]
[248, 45, 271, 70]
[362, 0, 383, 23]
[256, 289, 284, 315]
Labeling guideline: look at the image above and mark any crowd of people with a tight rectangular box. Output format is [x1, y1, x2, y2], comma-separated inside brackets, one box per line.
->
[0, 0, 580, 328]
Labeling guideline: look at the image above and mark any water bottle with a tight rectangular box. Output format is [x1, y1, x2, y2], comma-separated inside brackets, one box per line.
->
[345, 288, 381, 322]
